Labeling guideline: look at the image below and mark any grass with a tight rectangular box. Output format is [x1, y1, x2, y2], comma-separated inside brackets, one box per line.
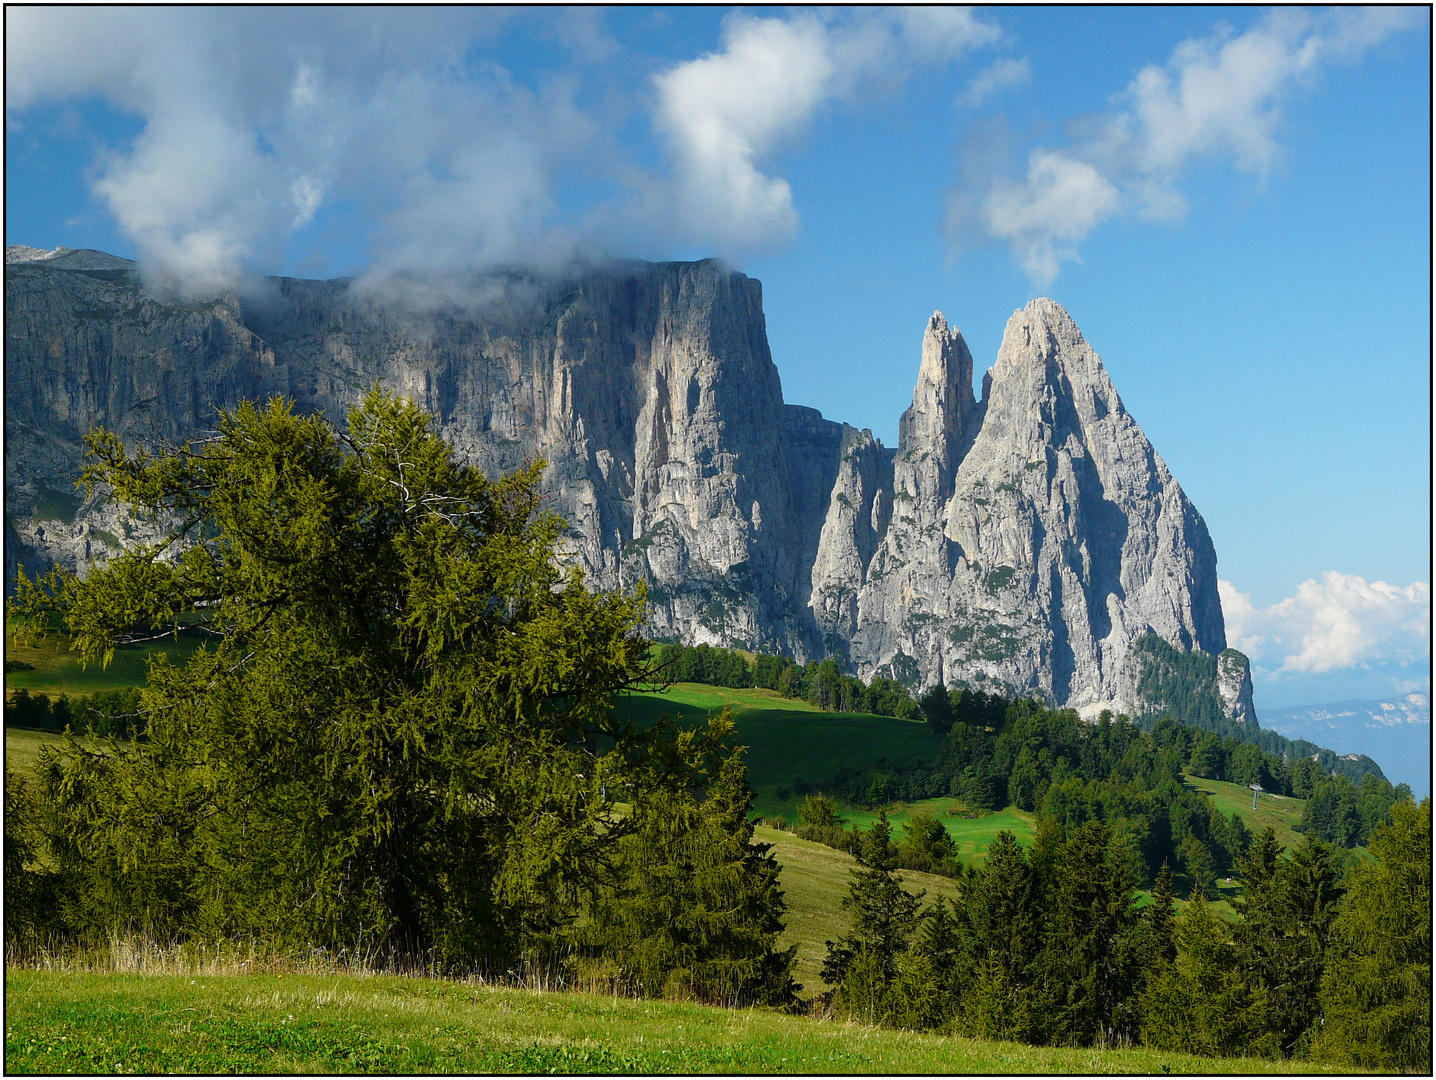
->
[5, 624, 204, 701]
[617, 683, 944, 818]
[5, 726, 68, 774]
[751, 825, 963, 993]
[2, 969, 1342, 1075]
[1183, 771, 1307, 852]
[838, 800, 1038, 863]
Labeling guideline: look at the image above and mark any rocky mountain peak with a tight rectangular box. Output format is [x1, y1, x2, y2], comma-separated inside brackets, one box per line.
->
[6, 253, 1232, 712]
[897, 311, 975, 458]
[1216, 649, 1258, 726]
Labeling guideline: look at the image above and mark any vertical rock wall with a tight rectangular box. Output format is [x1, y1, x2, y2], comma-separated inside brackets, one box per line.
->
[5, 250, 1235, 709]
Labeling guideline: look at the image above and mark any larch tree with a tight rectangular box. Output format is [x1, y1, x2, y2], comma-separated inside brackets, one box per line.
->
[10, 391, 687, 969]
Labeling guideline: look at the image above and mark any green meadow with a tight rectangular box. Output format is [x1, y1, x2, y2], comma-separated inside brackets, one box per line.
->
[1184, 770, 1309, 853]
[618, 682, 944, 816]
[4, 660, 1373, 1074]
[751, 824, 964, 992]
[3, 970, 1338, 1075]
[5, 622, 204, 700]
[4, 725, 68, 774]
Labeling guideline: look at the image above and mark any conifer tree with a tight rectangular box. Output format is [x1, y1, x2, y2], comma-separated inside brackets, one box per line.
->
[919, 684, 953, 736]
[960, 829, 1041, 1042]
[1313, 798, 1431, 1071]
[1147, 860, 1177, 965]
[10, 392, 684, 966]
[1140, 893, 1276, 1057]
[821, 810, 922, 990]
[1267, 835, 1346, 1054]
[595, 718, 797, 1005]
[1033, 820, 1143, 1046]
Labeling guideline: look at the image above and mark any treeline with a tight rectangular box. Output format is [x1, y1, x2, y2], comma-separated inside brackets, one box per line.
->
[4, 686, 145, 738]
[818, 799, 1430, 1069]
[823, 698, 1410, 892]
[7, 710, 797, 1007]
[1130, 635, 1384, 786]
[652, 643, 919, 720]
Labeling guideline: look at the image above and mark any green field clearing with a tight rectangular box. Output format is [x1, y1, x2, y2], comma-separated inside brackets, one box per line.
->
[5, 624, 204, 700]
[751, 825, 963, 993]
[838, 800, 1038, 863]
[1183, 771, 1307, 852]
[618, 684, 943, 818]
[2, 970, 1338, 1075]
[5, 726, 68, 774]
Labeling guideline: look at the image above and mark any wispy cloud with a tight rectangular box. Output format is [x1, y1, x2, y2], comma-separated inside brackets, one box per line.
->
[1220, 572, 1430, 676]
[5, 6, 1001, 297]
[962, 57, 1031, 108]
[949, 7, 1423, 285]
[6, 7, 582, 296]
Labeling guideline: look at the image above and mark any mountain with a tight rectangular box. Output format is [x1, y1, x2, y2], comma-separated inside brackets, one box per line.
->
[1260, 694, 1431, 796]
[816, 303, 1228, 715]
[4, 248, 1236, 716]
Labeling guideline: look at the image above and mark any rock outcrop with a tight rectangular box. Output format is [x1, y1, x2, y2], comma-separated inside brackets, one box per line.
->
[1216, 649, 1258, 726]
[4, 249, 1235, 711]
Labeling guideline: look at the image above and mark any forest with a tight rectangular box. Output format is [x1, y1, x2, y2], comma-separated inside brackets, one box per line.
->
[4, 391, 1428, 1070]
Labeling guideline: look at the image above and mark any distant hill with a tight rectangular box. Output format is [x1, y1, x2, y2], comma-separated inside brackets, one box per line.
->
[1128, 634, 1387, 786]
[1261, 693, 1430, 797]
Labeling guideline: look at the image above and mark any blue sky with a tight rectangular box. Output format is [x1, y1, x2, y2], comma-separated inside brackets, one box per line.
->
[6, 6, 1429, 711]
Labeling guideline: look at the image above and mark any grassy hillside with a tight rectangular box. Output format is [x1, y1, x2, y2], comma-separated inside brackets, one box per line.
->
[841, 801, 1037, 862]
[752, 825, 963, 992]
[5, 623, 203, 700]
[3, 970, 1336, 1075]
[1183, 771, 1307, 852]
[618, 683, 943, 818]
[4, 726, 67, 774]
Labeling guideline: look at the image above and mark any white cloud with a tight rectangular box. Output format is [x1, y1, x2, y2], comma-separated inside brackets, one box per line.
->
[652, 7, 998, 255]
[981, 149, 1121, 286]
[7, 6, 1002, 295]
[951, 7, 1422, 283]
[4, 8, 600, 296]
[1220, 572, 1430, 676]
[963, 57, 1031, 108]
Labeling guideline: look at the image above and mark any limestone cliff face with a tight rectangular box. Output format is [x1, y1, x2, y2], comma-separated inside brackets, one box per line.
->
[5, 250, 1234, 711]
[5, 251, 837, 659]
[1216, 649, 1258, 726]
[830, 299, 1228, 711]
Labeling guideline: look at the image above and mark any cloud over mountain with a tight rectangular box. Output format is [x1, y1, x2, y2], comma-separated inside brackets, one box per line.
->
[5, 6, 997, 295]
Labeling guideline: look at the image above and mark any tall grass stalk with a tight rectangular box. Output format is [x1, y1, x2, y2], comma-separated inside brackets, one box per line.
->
[6, 931, 657, 1002]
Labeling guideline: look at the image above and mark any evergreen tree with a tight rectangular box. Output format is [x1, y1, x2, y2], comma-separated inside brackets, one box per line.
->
[919, 683, 953, 736]
[1231, 830, 1344, 1056]
[1313, 798, 1431, 1071]
[1176, 834, 1216, 899]
[821, 810, 922, 992]
[895, 810, 958, 874]
[798, 792, 841, 827]
[10, 392, 681, 967]
[1032, 821, 1143, 1046]
[1147, 860, 1177, 965]
[4, 767, 48, 941]
[595, 723, 797, 1005]
[959, 829, 1041, 1042]
[1140, 893, 1277, 1058]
